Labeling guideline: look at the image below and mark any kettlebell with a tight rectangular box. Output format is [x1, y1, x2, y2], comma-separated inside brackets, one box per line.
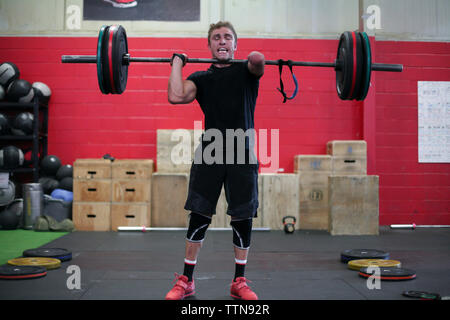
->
[282, 216, 296, 234]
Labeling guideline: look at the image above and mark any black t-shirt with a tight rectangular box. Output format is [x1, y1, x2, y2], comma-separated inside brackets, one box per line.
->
[187, 63, 260, 164]
[187, 62, 260, 133]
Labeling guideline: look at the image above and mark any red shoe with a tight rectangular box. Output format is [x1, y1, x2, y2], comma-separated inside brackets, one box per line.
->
[103, 0, 137, 8]
[165, 273, 195, 300]
[230, 277, 258, 300]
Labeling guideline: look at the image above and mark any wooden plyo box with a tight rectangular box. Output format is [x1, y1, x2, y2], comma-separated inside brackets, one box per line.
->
[73, 159, 113, 231]
[299, 172, 329, 230]
[73, 159, 111, 179]
[328, 175, 379, 235]
[326, 140, 367, 157]
[112, 179, 151, 203]
[73, 179, 111, 202]
[72, 202, 111, 231]
[327, 141, 367, 175]
[151, 173, 189, 227]
[73, 158, 154, 231]
[112, 159, 154, 179]
[111, 203, 151, 231]
[73, 159, 112, 203]
[259, 173, 299, 231]
[111, 159, 153, 231]
[294, 155, 331, 230]
[294, 155, 332, 173]
[331, 156, 367, 175]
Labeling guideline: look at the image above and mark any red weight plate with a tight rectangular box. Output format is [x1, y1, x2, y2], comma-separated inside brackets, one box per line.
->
[108, 25, 118, 94]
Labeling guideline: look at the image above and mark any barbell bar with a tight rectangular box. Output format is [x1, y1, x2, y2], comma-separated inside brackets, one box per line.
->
[61, 54, 400, 72]
[61, 25, 403, 100]
[62, 55, 337, 68]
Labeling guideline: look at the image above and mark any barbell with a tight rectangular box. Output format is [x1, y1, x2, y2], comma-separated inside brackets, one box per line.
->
[61, 25, 403, 101]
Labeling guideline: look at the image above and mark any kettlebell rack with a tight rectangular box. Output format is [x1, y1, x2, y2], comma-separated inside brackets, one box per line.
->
[0, 96, 48, 182]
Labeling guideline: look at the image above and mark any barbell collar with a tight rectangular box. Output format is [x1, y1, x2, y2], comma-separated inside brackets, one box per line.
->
[371, 63, 403, 72]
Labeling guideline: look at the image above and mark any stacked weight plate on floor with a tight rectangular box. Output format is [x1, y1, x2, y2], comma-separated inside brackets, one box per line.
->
[341, 248, 417, 281]
[23, 248, 72, 262]
[0, 248, 72, 280]
[403, 290, 443, 300]
[348, 259, 401, 271]
[0, 265, 47, 280]
[360, 267, 417, 281]
[8, 257, 61, 270]
[97, 25, 129, 94]
[341, 249, 390, 263]
[335, 31, 372, 100]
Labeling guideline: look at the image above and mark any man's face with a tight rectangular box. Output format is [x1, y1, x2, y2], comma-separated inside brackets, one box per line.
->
[208, 27, 237, 61]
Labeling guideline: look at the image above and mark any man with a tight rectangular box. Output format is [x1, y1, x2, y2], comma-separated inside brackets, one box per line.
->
[166, 21, 265, 300]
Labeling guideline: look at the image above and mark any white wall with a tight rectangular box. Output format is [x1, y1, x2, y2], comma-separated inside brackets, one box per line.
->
[0, 0, 449, 41]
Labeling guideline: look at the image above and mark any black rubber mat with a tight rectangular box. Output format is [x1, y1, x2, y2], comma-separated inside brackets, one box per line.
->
[0, 227, 449, 300]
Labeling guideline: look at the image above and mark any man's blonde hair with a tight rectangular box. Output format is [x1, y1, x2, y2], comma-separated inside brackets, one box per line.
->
[207, 21, 237, 45]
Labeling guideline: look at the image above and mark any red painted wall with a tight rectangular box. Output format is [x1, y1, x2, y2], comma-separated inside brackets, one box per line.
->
[374, 41, 450, 225]
[0, 36, 448, 225]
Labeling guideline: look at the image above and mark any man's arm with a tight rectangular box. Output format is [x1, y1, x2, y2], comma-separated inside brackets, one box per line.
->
[247, 51, 265, 78]
[168, 54, 197, 104]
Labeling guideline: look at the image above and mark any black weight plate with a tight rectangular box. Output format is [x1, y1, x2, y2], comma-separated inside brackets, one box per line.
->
[403, 291, 441, 300]
[112, 25, 128, 94]
[23, 248, 72, 262]
[0, 265, 47, 280]
[335, 31, 354, 100]
[112, 25, 121, 94]
[350, 31, 363, 100]
[359, 267, 416, 281]
[101, 25, 112, 94]
[97, 25, 107, 94]
[341, 249, 389, 263]
[335, 36, 346, 99]
[357, 32, 372, 101]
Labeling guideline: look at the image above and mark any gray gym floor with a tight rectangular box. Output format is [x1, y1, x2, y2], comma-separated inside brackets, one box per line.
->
[1, 227, 449, 301]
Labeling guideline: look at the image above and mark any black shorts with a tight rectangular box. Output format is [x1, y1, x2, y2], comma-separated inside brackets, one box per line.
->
[184, 162, 259, 220]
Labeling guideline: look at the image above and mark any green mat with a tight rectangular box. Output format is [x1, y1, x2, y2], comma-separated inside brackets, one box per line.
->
[0, 230, 68, 265]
